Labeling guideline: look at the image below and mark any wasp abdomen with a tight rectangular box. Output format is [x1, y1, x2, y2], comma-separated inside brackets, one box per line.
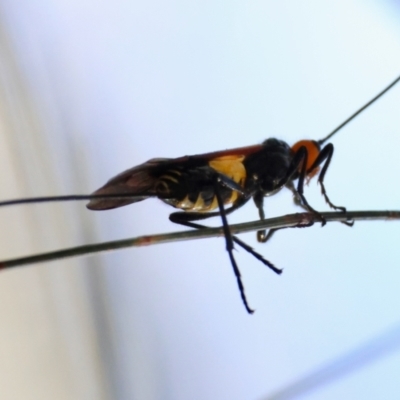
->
[156, 160, 245, 212]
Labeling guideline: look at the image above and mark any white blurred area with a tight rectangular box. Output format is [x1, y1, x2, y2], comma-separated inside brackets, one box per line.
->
[0, 1, 400, 399]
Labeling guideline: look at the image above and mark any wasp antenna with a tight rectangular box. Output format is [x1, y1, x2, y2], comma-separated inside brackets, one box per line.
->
[0, 193, 151, 208]
[318, 74, 400, 145]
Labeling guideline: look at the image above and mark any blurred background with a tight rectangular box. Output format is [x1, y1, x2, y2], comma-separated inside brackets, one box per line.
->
[0, 0, 399, 399]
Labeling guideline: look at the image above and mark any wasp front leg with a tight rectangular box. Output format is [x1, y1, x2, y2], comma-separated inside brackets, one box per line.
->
[308, 144, 353, 226]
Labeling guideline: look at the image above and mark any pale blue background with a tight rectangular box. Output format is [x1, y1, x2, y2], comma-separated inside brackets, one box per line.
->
[1, 1, 400, 399]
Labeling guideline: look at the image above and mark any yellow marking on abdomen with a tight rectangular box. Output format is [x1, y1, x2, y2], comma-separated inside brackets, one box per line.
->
[208, 155, 246, 187]
[225, 190, 239, 206]
[192, 195, 206, 211]
[176, 194, 217, 212]
[197, 191, 238, 212]
[176, 195, 194, 210]
[170, 156, 246, 212]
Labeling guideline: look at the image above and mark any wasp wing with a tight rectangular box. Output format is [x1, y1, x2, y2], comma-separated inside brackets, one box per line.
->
[87, 144, 264, 211]
[174, 143, 263, 163]
[87, 158, 171, 210]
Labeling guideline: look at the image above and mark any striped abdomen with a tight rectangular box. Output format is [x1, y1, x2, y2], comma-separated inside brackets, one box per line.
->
[156, 155, 247, 212]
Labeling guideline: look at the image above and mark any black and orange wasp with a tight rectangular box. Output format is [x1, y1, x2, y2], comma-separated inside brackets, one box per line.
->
[1, 75, 399, 313]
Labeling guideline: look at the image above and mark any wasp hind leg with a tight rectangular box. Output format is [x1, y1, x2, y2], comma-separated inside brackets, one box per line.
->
[170, 206, 254, 313]
[169, 212, 281, 275]
[169, 176, 280, 314]
[213, 180, 254, 313]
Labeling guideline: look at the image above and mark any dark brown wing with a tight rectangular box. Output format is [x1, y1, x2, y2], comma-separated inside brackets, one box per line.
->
[87, 158, 171, 210]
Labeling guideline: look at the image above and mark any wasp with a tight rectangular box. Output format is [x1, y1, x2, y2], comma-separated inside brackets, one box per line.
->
[83, 75, 400, 313]
[86, 137, 340, 314]
[1, 75, 399, 313]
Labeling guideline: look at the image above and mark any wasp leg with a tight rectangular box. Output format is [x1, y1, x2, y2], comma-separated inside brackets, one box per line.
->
[216, 172, 246, 195]
[279, 146, 327, 225]
[253, 192, 279, 243]
[253, 189, 314, 244]
[169, 213, 281, 275]
[169, 183, 281, 274]
[286, 180, 309, 211]
[170, 178, 256, 314]
[230, 236, 282, 274]
[309, 144, 354, 226]
[170, 214, 255, 313]
[213, 176, 253, 313]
